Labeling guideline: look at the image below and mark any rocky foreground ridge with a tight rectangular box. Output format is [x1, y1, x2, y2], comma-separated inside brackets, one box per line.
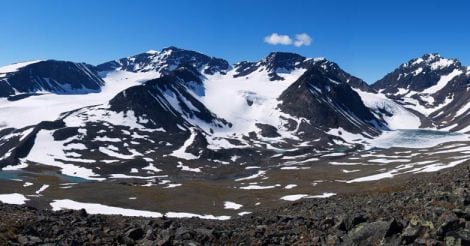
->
[1, 161, 470, 245]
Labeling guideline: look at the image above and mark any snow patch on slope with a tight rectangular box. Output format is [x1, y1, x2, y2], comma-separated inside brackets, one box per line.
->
[0, 70, 156, 129]
[170, 129, 199, 160]
[0, 193, 29, 205]
[0, 60, 42, 78]
[50, 199, 231, 220]
[354, 89, 421, 129]
[422, 69, 462, 94]
[201, 67, 306, 138]
[25, 130, 104, 181]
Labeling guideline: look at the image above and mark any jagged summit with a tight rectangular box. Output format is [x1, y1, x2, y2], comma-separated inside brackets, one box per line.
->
[232, 51, 337, 81]
[98, 47, 343, 83]
[401, 53, 461, 71]
[96, 46, 230, 75]
[263, 52, 306, 67]
[373, 53, 465, 94]
[373, 53, 470, 132]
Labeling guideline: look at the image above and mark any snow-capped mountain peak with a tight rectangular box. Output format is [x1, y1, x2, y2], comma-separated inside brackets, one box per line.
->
[374, 53, 465, 95]
[262, 52, 306, 70]
[403, 53, 461, 72]
[96, 46, 230, 76]
[373, 53, 470, 132]
[232, 52, 306, 81]
[232, 52, 339, 82]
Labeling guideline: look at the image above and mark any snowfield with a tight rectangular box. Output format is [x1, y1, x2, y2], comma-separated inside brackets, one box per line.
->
[0, 193, 29, 205]
[353, 89, 421, 129]
[25, 130, 104, 181]
[224, 201, 243, 210]
[201, 67, 307, 139]
[0, 70, 156, 129]
[50, 199, 231, 220]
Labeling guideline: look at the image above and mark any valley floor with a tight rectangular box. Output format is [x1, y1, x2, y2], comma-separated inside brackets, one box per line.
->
[0, 133, 469, 219]
[1, 159, 470, 245]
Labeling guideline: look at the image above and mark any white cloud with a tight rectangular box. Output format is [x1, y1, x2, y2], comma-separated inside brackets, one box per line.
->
[264, 33, 293, 45]
[294, 33, 312, 47]
[264, 33, 313, 47]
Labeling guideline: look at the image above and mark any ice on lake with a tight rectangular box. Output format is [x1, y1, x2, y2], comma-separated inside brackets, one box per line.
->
[370, 129, 469, 149]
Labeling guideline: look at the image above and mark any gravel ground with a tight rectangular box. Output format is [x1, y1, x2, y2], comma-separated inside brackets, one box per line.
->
[1, 160, 470, 245]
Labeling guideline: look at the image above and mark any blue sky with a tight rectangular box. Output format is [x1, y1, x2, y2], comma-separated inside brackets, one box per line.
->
[1, 0, 469, 83]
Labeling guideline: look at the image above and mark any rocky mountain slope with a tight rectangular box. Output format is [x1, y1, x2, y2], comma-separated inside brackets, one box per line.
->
[0, 60, 104, 98]
[278, 62, 383, 138]
[373, 53, 470, 132]
[0, 47, 468, 183]
[0, 48, 392, 180]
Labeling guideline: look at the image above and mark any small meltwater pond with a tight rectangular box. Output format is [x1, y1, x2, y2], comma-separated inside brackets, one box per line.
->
[370, 129, 469, 149]
[0, 169, 90, 183]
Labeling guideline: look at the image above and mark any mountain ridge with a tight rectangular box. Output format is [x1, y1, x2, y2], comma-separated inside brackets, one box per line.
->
[0, 47, 469, 181]
[373, 53, 470, 132]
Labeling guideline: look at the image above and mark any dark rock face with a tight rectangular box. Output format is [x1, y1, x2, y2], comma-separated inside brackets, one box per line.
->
[311, 59, 376, 93]
[96, 46, 230, 75]
[0, 60, 104, 97]
[0, 81, 14, 97]
[279, 65, 383, 137]
[429, 74, 470, 132]
[233, 52, 306, 80]
[373, 53, 462, 94]
[262, 52, 306, 72]
[108, 66, 229, 132]
[255, 123, 281, 138]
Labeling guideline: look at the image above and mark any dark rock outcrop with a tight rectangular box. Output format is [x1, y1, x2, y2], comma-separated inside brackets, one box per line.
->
[0, 60, 104, 97]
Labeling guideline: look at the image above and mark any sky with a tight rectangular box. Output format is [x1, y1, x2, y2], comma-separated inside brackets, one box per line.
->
[1, 0, 470, 83]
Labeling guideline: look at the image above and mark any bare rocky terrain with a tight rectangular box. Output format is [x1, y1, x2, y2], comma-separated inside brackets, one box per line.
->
[1, 159, 470, 245]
